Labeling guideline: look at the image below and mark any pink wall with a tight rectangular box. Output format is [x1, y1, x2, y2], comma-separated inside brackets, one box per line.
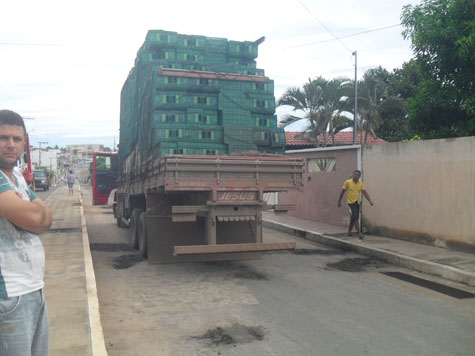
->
[279, 147, 359, 227]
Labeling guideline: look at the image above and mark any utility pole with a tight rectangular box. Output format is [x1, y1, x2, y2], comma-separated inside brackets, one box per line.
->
[353, 51, 358, 145]
[38, 141, 48, 168]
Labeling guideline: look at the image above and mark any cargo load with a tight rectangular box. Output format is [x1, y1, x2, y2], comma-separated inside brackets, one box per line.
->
[114, 31, 303, 263]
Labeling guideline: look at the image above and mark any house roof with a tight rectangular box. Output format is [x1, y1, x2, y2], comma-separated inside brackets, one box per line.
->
[285, 131, 387, 147]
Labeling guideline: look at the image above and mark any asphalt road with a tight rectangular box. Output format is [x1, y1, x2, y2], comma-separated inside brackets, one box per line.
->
[80, 185, 475, 356]
[34, 183, 61, 200]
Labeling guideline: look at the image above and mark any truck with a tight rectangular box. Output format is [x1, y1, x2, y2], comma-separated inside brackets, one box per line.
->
[14, 132, 35, 189]
[92, 152, 118, 205]
[33, 169, 49, 191]
[114, 31, 304, 263]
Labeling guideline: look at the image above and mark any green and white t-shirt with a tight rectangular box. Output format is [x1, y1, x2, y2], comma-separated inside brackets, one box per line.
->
[0, 168, 44, 298]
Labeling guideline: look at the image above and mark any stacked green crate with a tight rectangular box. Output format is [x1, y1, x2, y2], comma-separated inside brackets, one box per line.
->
[119, 30, 286, 162]
[153, 125, 224, 144]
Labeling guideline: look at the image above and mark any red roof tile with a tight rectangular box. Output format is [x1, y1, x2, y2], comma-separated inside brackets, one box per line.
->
[285, 131, 387, 147]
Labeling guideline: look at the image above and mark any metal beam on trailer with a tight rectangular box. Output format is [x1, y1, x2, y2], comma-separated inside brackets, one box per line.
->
[174, 242, 296, 255]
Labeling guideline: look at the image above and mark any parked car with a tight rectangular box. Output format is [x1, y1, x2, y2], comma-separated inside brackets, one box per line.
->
[33, 170, 49, 191]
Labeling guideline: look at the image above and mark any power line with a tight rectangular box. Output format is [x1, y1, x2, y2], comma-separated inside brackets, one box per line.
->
[297, 0, 352, 53]
[288, 24, 402, 49]
[0, 42, 62, 46]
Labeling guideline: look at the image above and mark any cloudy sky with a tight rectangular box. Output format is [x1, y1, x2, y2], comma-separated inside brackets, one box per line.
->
[1, 0, 420, 148]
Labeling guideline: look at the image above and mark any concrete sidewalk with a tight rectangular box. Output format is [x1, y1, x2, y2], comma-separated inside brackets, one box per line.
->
[263, 211, 475, 287]
[40, 185, 107, 356]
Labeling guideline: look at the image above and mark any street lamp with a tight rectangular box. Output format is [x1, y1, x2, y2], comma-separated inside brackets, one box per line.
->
[353, 51, 358, 145]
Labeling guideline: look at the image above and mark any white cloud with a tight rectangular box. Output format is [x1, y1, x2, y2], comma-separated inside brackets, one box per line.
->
[1, 0, 419, 148]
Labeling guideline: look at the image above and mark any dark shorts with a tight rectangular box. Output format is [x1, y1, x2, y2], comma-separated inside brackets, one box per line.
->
[347, 202, 360, 221]
[68, 182, 74, 188]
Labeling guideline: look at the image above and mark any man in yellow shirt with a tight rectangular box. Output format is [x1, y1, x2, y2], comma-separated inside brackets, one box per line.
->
[337, 170, 373, 238]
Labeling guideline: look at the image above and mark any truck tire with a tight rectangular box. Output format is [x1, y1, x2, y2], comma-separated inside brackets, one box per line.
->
[138, 212, 148, 258]
[130, 208, 143, 249]
[116, 214, 127, 228]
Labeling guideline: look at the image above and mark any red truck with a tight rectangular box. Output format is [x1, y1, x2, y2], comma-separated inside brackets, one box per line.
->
[17, 133, 35, 189]
[92, 152, 119, 205]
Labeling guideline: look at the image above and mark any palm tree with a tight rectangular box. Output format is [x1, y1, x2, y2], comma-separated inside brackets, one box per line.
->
[277, 77, 352, 147]
[358, 67, 405, 143]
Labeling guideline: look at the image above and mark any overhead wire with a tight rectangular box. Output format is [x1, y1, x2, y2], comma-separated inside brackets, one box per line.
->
[288, 24, 402, 49]
[297, 0, 353, 53]
[0, 42, 62, 46]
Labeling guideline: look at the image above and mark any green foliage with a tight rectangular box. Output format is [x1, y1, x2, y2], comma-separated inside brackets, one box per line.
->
[337, 66, 409, 143]
[401, 0, 475, 138]
[277, 77, 352, 146]
[374, 61, 421, 142]
[388, 60, 423, 100]
[403, 134, 422, 142]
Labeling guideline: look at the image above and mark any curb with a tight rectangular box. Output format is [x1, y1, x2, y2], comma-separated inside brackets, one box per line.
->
[78, 186, 109, 356]
[263, 219, 475, 287]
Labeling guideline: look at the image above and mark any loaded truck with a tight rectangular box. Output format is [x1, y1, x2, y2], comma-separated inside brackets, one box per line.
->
[114, 30, 304, 263]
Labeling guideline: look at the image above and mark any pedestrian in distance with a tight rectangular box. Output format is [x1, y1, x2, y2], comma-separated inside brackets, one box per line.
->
[0, 110, 52, 356]
[67, 170, 75, 195]
[337, 169, 373, 239]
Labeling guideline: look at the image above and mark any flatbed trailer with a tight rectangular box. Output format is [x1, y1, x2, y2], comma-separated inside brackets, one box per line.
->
[115, 154, 304, 263]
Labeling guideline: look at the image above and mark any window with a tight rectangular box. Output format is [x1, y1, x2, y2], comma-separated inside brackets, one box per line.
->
[165, 95, 179, 104]
[307, 158, 336, 173]
[185, 54, 198, 62]
[254, 99, 267, 108]
[163, 114, 178, 123]
[197, 78, 212, 86]
[200, 130, 212, 139]
[254, 83, 265, 91]
[195, 96, 209, 105]
[237, 44, 251, 53]
[186, 38, 197, 47]
[205, 150, 216, 155]
[196, 114, 209, 123]
[257, 118, 268, 127]
[153, 50, 168, 60]
[166, 76, 179, 84]
[168, 129, 180, 138]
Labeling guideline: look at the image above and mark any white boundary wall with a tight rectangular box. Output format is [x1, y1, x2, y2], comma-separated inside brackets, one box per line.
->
[362, 136, 475, 249]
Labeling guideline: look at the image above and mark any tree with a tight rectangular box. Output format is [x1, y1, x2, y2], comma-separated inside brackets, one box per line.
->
[355, 67, 407, 143]
[401, 0, 475, 138]
[335, 67, 407, 143]
[277, 77, 352, 147]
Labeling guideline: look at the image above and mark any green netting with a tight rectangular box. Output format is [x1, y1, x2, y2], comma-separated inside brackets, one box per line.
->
[119, 30, 285, 162]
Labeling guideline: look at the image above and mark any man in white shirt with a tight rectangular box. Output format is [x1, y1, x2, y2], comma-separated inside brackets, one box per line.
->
[0, 110, 52, 356]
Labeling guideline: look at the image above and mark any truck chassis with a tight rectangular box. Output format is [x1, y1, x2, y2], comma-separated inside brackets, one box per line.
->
[115, 154, 304, 263]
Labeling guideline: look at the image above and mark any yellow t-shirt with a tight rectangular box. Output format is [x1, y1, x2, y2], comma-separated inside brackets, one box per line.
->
[343, 179, 365, 204]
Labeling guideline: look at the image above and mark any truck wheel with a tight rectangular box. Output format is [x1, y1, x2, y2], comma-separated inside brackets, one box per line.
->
[116, 214, 127, 228]
[138, 212, 148, 259]
[130, 208, 143, 249]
